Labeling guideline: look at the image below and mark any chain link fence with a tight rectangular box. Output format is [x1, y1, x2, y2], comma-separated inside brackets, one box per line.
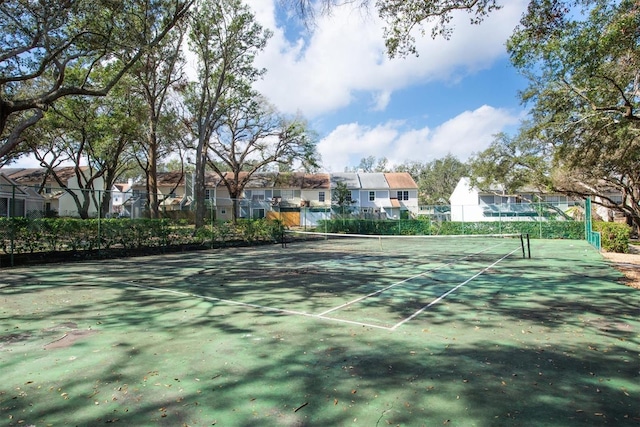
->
[0, 180, 590, 266]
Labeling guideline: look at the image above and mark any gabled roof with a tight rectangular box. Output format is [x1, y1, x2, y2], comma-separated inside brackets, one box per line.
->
[156, 171, 186, 186]
[225, 171, 277, 188]
[0, 166, 89, 185]
[204, 172, 224, 187]
[330, 173, 361, 189]
[0, 173, 27, 196]
[114, 183, 131, 192]
[273, 172, 305, 188]
[116, 171, 416, 193]
[385, 173, 418, 189]
[359, 172, 388, 189]
[302, 173, 330, 189]
[0, 173, 45, 200]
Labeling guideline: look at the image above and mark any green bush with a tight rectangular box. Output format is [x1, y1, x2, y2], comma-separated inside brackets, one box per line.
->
[315, 219, 584, 239]
[593, 222, 631, 253]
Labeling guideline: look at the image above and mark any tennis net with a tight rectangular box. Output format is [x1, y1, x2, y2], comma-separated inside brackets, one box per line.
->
[283, 230, 530, 259]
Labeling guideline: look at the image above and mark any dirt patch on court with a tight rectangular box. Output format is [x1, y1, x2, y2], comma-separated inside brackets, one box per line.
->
[43, 322, 97, 350]
[601, 244, 640, 289]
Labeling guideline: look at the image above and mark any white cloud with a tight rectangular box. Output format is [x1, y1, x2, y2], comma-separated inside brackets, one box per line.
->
[317, 105, 520, 172]
[252, 0, 528, 117]
[370, 90, 391, 112]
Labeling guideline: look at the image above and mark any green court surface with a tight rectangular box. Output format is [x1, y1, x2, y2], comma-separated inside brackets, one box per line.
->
[1, 238, 638, 426]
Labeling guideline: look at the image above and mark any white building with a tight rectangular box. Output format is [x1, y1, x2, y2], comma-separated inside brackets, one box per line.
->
[449, 177, 579, 222]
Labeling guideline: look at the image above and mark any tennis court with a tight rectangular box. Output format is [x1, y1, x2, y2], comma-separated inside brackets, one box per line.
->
[1, 235, 638, 426]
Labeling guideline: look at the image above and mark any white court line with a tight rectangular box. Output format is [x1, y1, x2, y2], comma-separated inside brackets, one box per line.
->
[111, 241, 520, 332]
[390, 247, 521, 330]
[119, 281, 394, 331]
[317, 240, 515, 317]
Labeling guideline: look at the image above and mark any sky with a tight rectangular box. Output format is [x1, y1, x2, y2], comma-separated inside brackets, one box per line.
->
[11, 0, 531, 172]
[249, 0, 531, 172]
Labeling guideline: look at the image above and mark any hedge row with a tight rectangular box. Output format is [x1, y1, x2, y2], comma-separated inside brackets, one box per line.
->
[2, 217, 628, 259]
[317, 219, 585, 240]
[0, 217, 284, 255]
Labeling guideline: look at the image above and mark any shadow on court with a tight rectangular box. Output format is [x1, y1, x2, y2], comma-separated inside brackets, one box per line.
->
[0, 239, 638, 426]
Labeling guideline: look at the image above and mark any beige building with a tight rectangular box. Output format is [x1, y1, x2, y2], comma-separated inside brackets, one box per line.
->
[1, 167, 104, 217]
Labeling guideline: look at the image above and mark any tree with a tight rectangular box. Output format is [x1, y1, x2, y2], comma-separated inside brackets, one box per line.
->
[396, 155, 469, 204]
[22, 75, 143, 218]
[420, 155, 470, 205]
[331, 181, 356, 217]
[184, 0, 272, 229]
[129, 19, 188, 218]
[0, 0, 193, 160]
[506, 0, 640, 228]
[209, 94, 319, 222]
[468, 129, 551, 198]
[351, 156, 389, 172]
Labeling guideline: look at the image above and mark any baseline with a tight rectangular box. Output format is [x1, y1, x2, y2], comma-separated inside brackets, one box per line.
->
[390, 247, 522, 330]
[317, 240, 521, 317]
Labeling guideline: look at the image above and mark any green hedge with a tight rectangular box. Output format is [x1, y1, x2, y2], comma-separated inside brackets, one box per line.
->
[316, 219, 584, 240]
[0, 217, 284, 256]
[593, 221, 631, 253]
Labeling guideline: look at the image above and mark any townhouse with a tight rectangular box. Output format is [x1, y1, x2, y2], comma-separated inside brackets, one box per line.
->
[0, 166, 104, 217]
[132, 170, 418, 224]
[0, 167, 420, 222]
[0, 173, 44, 217]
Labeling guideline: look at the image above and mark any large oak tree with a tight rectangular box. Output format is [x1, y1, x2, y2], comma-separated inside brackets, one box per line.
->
[183, 0, 271, 228]
[0, 0, 193, 160]
[209, 94, 319, 222]
[468, 1, 639, 229]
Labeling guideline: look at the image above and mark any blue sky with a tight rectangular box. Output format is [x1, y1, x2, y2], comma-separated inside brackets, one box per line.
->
[250, 0, 531, 172]
[12, 0, 531, 172]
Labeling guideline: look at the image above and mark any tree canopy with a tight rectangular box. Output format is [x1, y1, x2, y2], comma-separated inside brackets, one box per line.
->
[468, 0, 640, 228]
[0, 0, 193, 159]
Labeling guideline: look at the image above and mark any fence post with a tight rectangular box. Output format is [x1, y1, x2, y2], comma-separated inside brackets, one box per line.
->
[10, 183, 16, 267]
[539, 201, 543, 239]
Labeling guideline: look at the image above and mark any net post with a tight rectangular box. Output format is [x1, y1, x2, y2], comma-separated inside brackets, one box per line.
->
[526, 233, 531, 258]
[520, 234, 525, 259]
[280, 224, 287, 248]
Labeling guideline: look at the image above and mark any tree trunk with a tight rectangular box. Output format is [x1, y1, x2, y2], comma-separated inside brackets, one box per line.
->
[194, 139, 207, 229]
[148, 150, 159, 219]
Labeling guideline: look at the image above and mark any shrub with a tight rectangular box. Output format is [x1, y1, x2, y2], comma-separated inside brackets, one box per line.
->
[315, 219, 584, 239]
[593, 222, 631, 253]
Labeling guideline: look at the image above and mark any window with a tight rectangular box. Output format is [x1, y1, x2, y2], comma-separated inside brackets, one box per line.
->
[0, 197, 7, 217]
[11, 199, 24, 216]
[274, 189, 301, 200]
[318, 191, 325, 202]
[205, 189, 214, 199]
[397, 190, 409, 201]
[345, 192, 352, 203]
[369, 191, 375, 201]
